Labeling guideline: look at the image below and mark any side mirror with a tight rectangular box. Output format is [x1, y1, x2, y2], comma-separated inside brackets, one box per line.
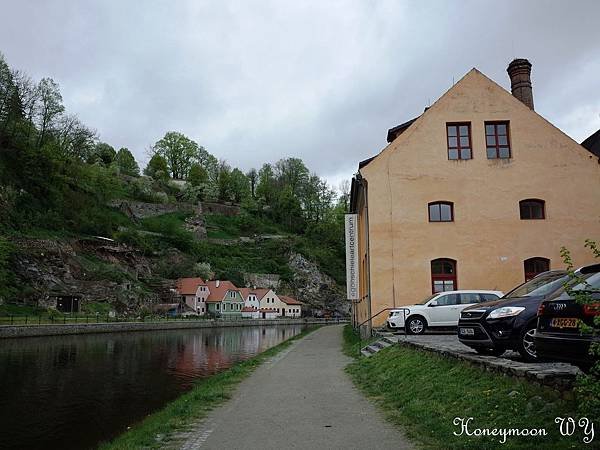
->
[428, 300, 438, 307]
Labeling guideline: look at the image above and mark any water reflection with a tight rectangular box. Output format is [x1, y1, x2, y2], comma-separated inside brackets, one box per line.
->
[0, 325, 305, 450]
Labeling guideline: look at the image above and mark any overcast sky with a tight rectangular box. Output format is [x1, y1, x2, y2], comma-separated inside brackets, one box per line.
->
[2, 0, 599, 189]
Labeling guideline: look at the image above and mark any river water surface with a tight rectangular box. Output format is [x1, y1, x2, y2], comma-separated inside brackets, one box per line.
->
[0, 324, 306, 449]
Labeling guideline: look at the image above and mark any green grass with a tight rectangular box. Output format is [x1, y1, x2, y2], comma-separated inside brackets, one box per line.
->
[344, 326, 580, 450]
[0, 304, 47, 316]
[342, 325, 378, 357]
[99, 325, 320, 449]
[204, 213, 285, 239]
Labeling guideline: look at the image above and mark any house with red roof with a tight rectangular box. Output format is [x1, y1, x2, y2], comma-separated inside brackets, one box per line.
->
[206, 280, 244, 318]
[279, 296, 303, 318]
[239, 287, 261, 319]
[175, 277, 210, 315]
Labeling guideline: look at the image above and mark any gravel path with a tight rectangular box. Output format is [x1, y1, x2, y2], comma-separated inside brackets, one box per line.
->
[176, 325, 412, 450]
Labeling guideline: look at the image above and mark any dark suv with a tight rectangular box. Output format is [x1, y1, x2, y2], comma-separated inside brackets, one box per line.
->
[458, 270, 574, 361]
[535, 264, 600, 371]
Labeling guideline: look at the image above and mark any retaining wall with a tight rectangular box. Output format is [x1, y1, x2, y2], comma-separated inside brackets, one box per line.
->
[0, 319, 346, 339]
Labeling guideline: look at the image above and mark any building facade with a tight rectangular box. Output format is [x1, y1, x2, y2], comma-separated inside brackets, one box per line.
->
[206, 280, 244, 318]
[350, 59, 600, 330]
[175, 277, 209, 315]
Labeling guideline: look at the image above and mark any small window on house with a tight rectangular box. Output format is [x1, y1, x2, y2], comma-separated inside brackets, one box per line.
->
[446, 123, 472, 160]
[217, 303, 220, 310]
[485, 122, 511, 159]
[519, 199, 545, 220]
[431, 258, 457, 293]
[524, 257, 550, 281]
[428, 202, 454, 222]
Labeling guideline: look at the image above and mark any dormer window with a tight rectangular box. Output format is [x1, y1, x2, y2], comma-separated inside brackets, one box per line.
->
[446, 123, 472, 160]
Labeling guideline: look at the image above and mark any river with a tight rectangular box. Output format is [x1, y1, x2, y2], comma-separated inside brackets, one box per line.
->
[0, 324, 307, 449]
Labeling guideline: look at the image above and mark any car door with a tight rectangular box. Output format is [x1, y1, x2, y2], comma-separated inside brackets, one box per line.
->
[427, 293, 460, 326]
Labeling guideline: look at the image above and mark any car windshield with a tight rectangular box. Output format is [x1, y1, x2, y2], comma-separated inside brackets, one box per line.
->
[554, 272, 600, 299]
[504, 272, 570, 298]
[417, 294, 437, 305]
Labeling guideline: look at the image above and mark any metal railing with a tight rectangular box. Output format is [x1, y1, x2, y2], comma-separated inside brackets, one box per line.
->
[0, 314, 349, 327]
[354, 307, 410, 355]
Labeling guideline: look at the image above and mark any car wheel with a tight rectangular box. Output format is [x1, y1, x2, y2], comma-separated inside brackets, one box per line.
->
[517, 324, 538, 362]
[405, 316, 426, 335]
[475, 347, 505, 357]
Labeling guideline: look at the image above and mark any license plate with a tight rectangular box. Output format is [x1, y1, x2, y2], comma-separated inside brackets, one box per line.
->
[459, 328, 475, 336]
[550, 317, 579, 329]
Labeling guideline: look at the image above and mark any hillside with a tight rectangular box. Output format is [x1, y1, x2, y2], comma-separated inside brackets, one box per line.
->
[0, 52, 348, 317]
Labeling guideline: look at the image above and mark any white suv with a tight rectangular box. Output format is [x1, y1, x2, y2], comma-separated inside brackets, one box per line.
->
[386, 290, 503, 334]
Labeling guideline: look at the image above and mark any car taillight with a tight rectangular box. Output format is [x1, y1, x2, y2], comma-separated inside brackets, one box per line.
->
[583, 303, 600, 316]
[537, 303, 546, 316]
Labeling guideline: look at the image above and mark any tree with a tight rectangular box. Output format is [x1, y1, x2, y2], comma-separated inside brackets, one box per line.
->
[274, 157, 309, 197]
[338, 179, 351, 211]
[152, 131, 199, 179]
[144, 153, 169, 181]
[90, 142, 116, 166]
[229, 168, 250, 203]
[256, 163, 276, 204]
[217, 161, 232, 201]
[196, 146, 219, 183]
[187, 163, 208, 187]
[115, 147, 140, 176]
[36, 77, 64, 148]
[247, 168, 258, 198]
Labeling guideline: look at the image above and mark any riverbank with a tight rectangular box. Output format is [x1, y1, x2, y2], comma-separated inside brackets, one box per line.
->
[99, 325, 321, 449]
[343, 326, 582, 450]
[0, 318, 346, 339]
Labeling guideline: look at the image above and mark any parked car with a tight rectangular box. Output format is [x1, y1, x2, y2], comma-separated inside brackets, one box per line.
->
[386, 290, 503, 334]
[535, 264, 600, 371]
[457, 266, 596, 361]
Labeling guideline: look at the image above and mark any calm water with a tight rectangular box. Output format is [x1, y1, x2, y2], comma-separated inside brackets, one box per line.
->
[0, 325, 306, 449]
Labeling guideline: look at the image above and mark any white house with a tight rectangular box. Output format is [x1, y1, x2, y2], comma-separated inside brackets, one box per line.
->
[280, 296, 303, 318]
[175, 277, 210, 315]
[240, 287, 260, 319]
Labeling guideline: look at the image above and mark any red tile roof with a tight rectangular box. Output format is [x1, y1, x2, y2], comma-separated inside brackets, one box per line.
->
[280, 295, 302, 305]
[206, 280, 240, 303]
[175, 278, 206, 295]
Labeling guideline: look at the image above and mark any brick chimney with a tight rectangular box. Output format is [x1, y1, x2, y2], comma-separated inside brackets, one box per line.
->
[507, 58, 534, 110]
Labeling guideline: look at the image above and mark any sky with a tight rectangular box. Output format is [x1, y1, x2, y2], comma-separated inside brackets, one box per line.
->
[1, 0, 599, 190]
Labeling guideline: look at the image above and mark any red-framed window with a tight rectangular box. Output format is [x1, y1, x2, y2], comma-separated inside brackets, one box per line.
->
[519, 199, 545, 220]
[446, 123, 472, 160]
[524, 257, 550, 281]
[485, 121, 511, 159]
[428, 201, 454, 222]
[431, 258, 457, 293]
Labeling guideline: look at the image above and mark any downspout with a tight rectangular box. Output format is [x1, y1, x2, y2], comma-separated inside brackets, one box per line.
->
[364, 178, 373, 336]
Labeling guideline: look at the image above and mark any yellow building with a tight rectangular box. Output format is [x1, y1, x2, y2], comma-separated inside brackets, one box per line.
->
[349, 59, 600, 331]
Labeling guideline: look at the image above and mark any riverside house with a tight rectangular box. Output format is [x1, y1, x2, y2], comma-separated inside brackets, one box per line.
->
[206, 280, 245, 318]
[240, 287, 261, 319]
[257, 288, 284, 319]
[348, 58, 600, 330]
[175, 277, 209, 315]
[280, 296, 303, 318]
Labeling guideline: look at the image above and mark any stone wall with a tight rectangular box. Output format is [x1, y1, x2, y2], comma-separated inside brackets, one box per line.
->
[200, 202, 240, 216]
[110, 200, 199, 220]
[0, 318, 347, 339]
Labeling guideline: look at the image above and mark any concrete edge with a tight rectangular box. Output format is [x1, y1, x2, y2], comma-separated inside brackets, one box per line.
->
[0, 319, 348, 339]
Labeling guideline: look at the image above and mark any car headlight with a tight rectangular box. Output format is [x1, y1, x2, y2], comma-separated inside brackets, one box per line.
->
[487, 307, 525, 320]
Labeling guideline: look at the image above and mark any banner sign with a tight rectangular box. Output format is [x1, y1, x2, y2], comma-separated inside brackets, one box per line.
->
[345, 214, 359, 300]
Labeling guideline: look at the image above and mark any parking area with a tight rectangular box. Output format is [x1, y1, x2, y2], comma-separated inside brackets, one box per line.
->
[379, 331, 580, 391]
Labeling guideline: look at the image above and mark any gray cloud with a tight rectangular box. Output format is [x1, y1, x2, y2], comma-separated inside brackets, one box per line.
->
[2, 0, 599, 188]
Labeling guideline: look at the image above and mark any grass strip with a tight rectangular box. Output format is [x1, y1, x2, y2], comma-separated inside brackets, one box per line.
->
[343, 325, 580, 450]
[100, 325, 320, 449]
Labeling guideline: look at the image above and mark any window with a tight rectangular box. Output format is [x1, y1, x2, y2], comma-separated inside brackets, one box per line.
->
[480, 293, 500, 302]
[217, 303, 220, 310]
[431, 258, 457, 293]
[524, 257, 550, 281]
[485, 122, 511, 159]
[519, 199, 545, 220]
[446, 123, 472, 160]
[436, 293, 460, 306]
[459, 293, 481, 305]
[428, 202, 454, 222]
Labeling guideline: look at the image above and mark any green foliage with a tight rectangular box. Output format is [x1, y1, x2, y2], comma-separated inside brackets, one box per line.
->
[152, 131, 199, 180]
[0, 303, 47, 316]
[90, 142, 117, 165]
[344, 326, 577, 450]
[204, 213, 282, 239]
[144, 154, 169, 181]
[140, 212, 195, 253]
[115, 147, 140, 176]
[0, 236, 16, 300]
[78, 254, 132, 283]
[561, 241, 600, 418]
[81, 301, 113, 315]
[187, 163, 208, 186]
